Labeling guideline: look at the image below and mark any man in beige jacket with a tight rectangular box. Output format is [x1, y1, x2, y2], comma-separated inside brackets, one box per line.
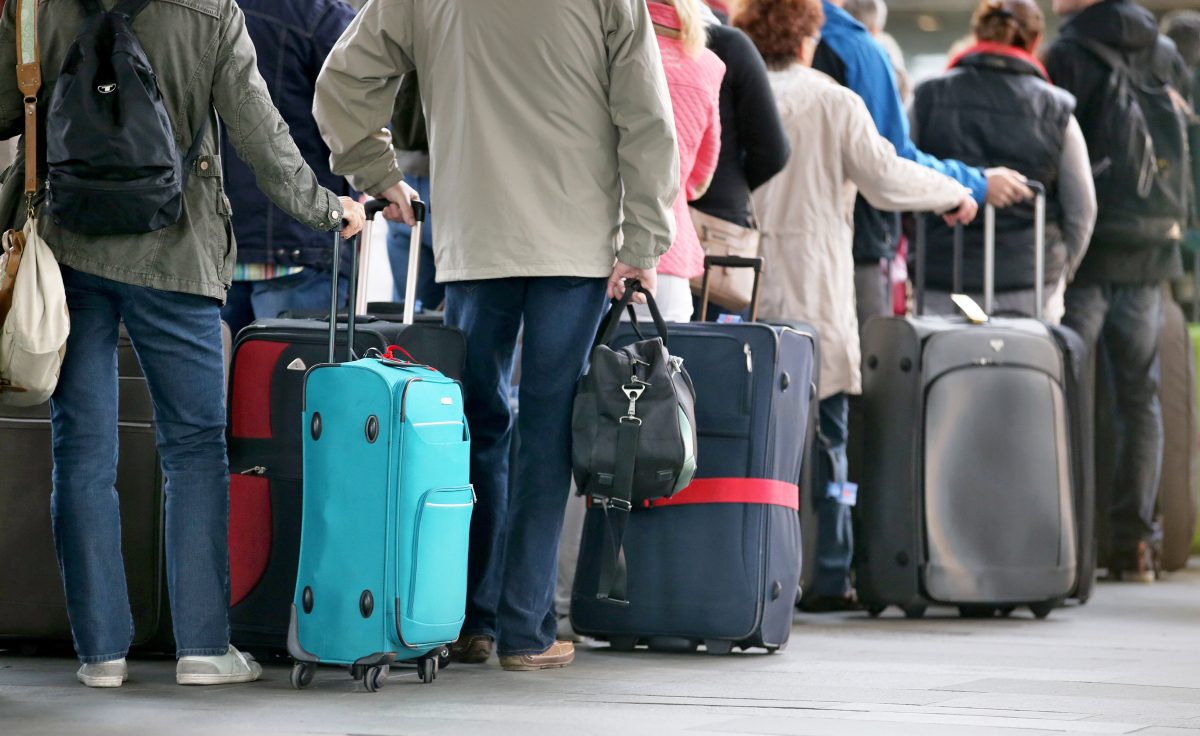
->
[314, 0, 679, 670]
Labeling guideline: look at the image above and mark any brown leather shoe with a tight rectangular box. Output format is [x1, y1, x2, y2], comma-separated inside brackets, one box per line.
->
[450, 634, 494, 664]
[499, 641, 575, 671]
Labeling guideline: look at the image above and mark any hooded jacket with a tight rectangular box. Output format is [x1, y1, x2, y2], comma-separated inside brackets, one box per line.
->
[1045, 0, 1185, 283]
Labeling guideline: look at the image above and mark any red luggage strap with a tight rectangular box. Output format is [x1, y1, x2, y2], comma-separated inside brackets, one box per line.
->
[646, 478, 800, 510]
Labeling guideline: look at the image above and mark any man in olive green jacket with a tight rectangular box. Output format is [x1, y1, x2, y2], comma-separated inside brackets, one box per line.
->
[314, 0, 679, 670]
[0, 0, 363, 687]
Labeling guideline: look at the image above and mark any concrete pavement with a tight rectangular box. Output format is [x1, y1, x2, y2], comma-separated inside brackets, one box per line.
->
[2, 565, 1198, 736]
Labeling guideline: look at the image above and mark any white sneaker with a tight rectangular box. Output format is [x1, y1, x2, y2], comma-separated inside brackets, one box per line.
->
[176, 646, 262, 686]
[77, 658, 127, 688]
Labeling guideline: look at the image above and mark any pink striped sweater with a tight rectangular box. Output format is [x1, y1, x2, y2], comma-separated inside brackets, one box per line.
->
[649, 3, 725, 279]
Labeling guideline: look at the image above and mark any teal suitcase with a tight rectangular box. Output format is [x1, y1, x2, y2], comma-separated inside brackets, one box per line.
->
[287, 203, 474, 692]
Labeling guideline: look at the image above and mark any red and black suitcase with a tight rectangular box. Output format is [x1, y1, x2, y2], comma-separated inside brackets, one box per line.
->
[569, 257, 817, 653]
[227, 201, 466, 652]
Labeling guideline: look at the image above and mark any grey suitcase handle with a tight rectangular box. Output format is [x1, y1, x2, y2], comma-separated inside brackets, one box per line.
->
[327, 199, 427, 364]
[916, 181, 1046, 319]
[697, 254, 765, 322]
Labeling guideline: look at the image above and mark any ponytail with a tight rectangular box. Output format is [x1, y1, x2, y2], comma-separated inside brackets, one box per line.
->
[671, 0, 710, 57]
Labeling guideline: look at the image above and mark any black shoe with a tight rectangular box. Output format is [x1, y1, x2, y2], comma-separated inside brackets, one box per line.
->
[1103, 541, 1157, 583]
[798, 590, 863, 613]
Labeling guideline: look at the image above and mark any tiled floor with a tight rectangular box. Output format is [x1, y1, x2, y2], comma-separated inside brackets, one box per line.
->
[2, 565, 1198, 736]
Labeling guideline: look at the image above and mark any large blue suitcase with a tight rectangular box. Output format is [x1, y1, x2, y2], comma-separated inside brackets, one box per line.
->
[570, 257, 817, 653]
[287, 204, 473, 692]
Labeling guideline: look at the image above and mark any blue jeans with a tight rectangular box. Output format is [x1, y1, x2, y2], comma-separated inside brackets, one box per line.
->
[221, 268, 347, 337]
[811, 393, 853, 597]
[51, 267, 230, 662]
[444, 276, 608, 655]
[386, 175, 443, 308]
[1064, 283, 1164, 552]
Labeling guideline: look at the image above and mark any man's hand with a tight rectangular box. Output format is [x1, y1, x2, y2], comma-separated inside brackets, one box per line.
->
[378, 180, 422, 225]
[985, 167, 1033, 208]
[608, 261, 657, 305]
[338, 196, 366, 239]
[942, 196, 979, 226]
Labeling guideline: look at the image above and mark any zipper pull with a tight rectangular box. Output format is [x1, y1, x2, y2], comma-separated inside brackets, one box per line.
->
[744, 343, 753, 373]
[239, 466, 267, 476]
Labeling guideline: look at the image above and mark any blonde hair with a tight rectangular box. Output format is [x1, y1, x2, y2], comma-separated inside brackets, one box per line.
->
[670, 0, 711, 57]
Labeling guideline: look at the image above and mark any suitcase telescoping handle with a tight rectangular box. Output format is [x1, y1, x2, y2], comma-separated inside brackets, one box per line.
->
[698, 254, 764, 322]
[327, 198, 427, 364]
[916, 180, 1046, 319]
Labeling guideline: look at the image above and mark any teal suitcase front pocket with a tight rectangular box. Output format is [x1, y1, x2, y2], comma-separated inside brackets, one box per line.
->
[398, 486, 474, 647]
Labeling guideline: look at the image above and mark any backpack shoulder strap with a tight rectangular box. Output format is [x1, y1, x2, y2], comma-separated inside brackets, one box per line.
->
[1063, 36, 1128, 75]
[14, 0, 41, 200]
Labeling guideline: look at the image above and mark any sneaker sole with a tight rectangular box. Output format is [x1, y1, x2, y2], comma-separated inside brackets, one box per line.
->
[176, 672, 261, 686]
[500, 662, 572, 672]
[78, 674, 127, 688]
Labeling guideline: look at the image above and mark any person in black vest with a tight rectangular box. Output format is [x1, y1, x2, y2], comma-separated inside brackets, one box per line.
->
[1045, 0, 1191, 583]
[912, 0, 1097, 322]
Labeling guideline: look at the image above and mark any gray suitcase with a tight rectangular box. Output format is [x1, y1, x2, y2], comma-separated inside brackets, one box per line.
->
[856, 190, 1080, 619]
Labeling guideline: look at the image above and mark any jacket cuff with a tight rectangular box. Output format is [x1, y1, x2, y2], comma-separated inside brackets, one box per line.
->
[318, 189, 345, 231]
[364, 170, 406, 200]
[615, 247, 660, 271]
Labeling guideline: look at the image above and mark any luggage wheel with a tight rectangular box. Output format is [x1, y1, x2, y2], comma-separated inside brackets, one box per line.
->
[866, 604, 886, 618]
[703, 640, 734, 656]
[958, 605, 997, 619]
[436, 646, 451, 671]
[998, 606, 1016, 618]
[902, 605, 927, 620]
[1029, 600, 1060, 620]
[363, 664, 389, 692]
[607, 636, 638, 652]
[290, 662, 316, 690]
[419, 655, 438, 684]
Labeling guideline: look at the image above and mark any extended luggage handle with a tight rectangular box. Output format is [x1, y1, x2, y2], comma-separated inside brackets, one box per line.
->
[698, 254, 764, 322]
[915, 180, 1046, 320]
[327, 198, 426, 364]
[595, 279, 670, 349]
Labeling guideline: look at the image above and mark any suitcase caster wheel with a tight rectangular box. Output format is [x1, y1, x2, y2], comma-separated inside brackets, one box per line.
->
[902, 605, 926, 620]
[290, 662, 316, 690]
[867, 605, 886, 618]
[608, 636, 638, 652]
[998, 606, 1016, 618]
[363, 665, 388, 692]
[958, 605, 995, 619]
[704, 640, 734, 656]
[419, 655, 438, 684]
[436, 646, 451, 671]
[1029, 602, 1055, 619]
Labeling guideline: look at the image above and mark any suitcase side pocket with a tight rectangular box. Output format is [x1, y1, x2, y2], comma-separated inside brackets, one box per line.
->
[400, 485, 475, 647]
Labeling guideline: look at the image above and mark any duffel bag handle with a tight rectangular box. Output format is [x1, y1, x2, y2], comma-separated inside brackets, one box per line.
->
[594, 279, 669, 349]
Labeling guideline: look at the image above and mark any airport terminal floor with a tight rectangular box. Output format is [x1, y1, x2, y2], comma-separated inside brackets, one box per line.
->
[2, 563, 1198, 736]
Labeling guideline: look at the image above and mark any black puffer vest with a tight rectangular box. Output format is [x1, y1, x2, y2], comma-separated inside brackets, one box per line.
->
[913, 51, 1075, 291]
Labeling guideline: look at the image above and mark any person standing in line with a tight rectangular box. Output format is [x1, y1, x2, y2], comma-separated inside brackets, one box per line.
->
[0, 0, 365, 687]
[1161, 11, 1200, 261]
[220, 0, 358, 336]
[1044, 0, 1191, 582]
[736, 0, 976, 617]
[912, 0, 1097, 323]
[314, 0, 678, 671]
[800, 0, 1032, 612]
[641, 0, 725, 323]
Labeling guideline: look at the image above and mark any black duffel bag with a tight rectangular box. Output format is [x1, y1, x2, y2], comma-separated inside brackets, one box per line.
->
[572, 281, 698, 604]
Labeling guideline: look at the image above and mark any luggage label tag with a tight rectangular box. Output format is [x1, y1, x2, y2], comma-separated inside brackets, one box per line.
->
[825, 481, 858, 507]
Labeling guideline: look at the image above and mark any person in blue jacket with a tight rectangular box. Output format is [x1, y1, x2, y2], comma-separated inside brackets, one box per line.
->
[220, 0, 358, 336]
[802, 0, 1034, 613]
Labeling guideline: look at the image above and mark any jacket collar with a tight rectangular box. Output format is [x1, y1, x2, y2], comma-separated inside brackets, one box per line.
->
[820, 0, 869, 39]
[947, 42, 1050, 81]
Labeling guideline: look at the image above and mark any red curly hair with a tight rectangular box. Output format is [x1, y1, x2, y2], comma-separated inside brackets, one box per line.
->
[735, 0, 825, 69]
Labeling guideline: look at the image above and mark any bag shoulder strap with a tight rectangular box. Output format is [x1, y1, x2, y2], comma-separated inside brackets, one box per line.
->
[14, 0, 41, 200]
[1064, 36, 1127, 75]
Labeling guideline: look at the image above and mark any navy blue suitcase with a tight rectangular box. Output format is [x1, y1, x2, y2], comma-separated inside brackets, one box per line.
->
[570, 257, 817, 653]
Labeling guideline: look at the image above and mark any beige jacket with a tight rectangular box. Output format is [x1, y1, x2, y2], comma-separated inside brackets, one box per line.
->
[753, 66, 970, 399]
[314, 0, 680, 282]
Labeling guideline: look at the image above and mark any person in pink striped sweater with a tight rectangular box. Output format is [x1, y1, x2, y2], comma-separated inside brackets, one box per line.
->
[646, 0, 726, 321]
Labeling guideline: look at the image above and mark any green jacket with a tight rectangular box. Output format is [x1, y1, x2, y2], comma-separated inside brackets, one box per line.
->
[0, 0, 345, 302]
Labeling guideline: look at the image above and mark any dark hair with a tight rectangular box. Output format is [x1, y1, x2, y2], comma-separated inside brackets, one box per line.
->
[1162, 10, 1200, 69]
[972, 0, 1043, 52]
[735, 0, 825, 69]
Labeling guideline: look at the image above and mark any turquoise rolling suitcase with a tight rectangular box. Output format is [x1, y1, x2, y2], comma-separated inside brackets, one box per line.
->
[287, 202, 474, 692]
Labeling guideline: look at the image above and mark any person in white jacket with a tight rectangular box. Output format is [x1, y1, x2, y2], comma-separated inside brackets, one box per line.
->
[738, 0, 977, 611]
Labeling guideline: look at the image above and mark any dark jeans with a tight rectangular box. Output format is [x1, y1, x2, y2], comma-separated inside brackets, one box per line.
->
[51, 267, 230, 662]
[1064, 283, 1164, 552]
[221, 268, 347, 337]
[811, 392, 853, 597]
[386, 175, 443, 309]
[444, 276, 608, 655]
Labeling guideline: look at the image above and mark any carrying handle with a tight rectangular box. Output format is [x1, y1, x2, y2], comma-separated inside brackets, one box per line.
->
[698, 255, 764, 322]
[915, 180, 1046, 319]
[402, 200, 428, 326]
[594, 280, 670, 349]
[329, 199, 426, 364]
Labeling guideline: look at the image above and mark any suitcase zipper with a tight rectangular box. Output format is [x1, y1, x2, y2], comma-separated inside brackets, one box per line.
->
[238, 466, 267, 476]
[743, 344, 754, 413]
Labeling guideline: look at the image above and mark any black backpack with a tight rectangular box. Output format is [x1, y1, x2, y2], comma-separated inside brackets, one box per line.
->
[1070, 37, 1190, 246]
[45, 0, 209, 236]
